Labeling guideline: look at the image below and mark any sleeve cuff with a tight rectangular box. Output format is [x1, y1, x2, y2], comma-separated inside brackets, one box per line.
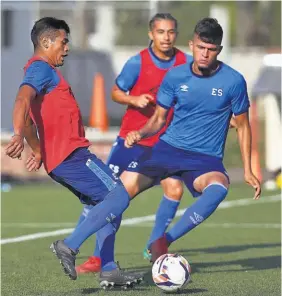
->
[157, 101, 171, 110]
[115, 79, 129, 92]
[20, 82, 40, 94]
[233, 106, 250, 116]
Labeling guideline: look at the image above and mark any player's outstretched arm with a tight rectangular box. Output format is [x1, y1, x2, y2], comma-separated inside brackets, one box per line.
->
[5, 85, 37, 159]
[125, 105, 168, 148]
[139, 105, 168, 137]
[235, 112, 261, 199]
[112, 85, 154, 108]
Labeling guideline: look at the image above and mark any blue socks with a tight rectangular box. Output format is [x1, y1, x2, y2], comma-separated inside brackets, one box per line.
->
[75, 205, 101, 257]
[93, 239, 100, 257]
[166, 183, 228, 243]
[96, 215, 122, 271]
[74, 200, 122, 271]
[147, 195, 180, 248]
[64, 183, 130, 252]
[75, 204, 93, 227]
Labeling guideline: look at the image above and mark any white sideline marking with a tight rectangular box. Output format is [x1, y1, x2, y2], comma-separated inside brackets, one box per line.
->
[204, 223, 281, 229]
[124, 222, 281, 229]
[2, 223, 76, 229]
[1, 194, 280, 245]
[4, 222, 280, 230]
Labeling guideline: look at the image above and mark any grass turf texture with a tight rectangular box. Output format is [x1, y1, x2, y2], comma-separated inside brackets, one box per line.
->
[1, 183, 281, 296]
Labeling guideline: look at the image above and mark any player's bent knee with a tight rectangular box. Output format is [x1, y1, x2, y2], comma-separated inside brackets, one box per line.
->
[120, 171, 153, 199]
[120, 171, 138, 198]
[162, 179, 184, 200]
[193, 171, 229, 193]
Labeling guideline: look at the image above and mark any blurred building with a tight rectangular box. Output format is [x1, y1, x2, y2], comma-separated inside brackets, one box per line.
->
[1, 1, 281, 185]
[2, 1, 281, 131]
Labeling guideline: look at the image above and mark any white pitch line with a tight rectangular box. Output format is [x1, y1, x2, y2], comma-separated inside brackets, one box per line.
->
[203, 223, 281, 229]
[170, 194, 281, 218]
[1, 194, 280, 245]
[124, 222, 281, 229]
[1, 223, 76, 228]
[3, 222, 280, 229]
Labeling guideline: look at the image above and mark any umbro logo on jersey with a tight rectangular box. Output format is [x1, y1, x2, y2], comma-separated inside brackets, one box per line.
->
[180, 85, 189, 92]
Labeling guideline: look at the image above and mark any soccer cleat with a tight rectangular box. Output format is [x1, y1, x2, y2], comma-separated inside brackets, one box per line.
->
[50, 240, 78, 280]
[99, 262, 143, 290]
[143, 247, 152, 261]
[149, 236, 169, 263]
[76, 256, 101, 274]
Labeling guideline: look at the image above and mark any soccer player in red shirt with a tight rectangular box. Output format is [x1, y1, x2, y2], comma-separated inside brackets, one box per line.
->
[5, 17, 142, 288]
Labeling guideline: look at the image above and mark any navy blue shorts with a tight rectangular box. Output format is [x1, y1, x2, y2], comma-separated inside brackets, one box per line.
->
[107, 137, 181, 183]
[49, 147, 120, 205]
[128, 140, 229, 197]
[106, 137, 152, 177]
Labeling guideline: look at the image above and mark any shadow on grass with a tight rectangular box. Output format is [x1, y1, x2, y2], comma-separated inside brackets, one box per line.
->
[125, 254, 280, 276]
[165, 288, 208, 295]
[191, 255, 281, 273]
[77, 242, 281, 262]
[177, 242, 281, 255]
[75, 243, 280, 291]
[80, 286, 148, 294]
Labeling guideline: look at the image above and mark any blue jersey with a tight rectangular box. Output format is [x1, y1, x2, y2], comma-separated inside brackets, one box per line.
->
[116, 47, 191, 92]
[157, 62, 250, 158]
[20, 61, 60, 94]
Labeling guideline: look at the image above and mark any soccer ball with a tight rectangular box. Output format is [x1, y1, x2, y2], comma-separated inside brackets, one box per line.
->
[152, 253, 191, 292]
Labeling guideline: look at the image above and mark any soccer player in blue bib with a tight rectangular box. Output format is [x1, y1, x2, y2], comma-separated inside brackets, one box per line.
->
[122, 17, 261, 262]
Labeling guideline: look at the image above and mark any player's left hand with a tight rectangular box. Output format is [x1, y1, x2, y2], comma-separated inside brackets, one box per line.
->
[125, 131, 142, 148]
[26, 152, 42, 172]
[244, 172, 261, 200]
[229, 117, 238, 129]
[5, 134, 24, 159]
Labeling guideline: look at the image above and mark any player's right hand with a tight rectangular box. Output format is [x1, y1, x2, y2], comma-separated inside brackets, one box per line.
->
[125, 131, 142, 148]
[132, 94, 155, 108]
[244, 172, 261, 200]
[26, 152, 42, 172]
[5, 134, 24, 159]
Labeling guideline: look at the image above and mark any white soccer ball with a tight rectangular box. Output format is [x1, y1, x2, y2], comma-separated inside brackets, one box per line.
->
[152, 253, 191, 292]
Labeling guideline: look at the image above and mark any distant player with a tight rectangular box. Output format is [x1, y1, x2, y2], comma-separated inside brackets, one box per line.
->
[121, 17, 261, 262]
[75, 13, 190, 274]
[5, 17, 142, 288]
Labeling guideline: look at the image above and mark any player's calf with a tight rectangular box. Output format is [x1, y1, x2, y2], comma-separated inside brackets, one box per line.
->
[50, 240, 78, 280]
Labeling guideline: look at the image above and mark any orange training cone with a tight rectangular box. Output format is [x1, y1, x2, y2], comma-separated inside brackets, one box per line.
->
[89, 73, 109, 132]
[250, 100, 262, 182]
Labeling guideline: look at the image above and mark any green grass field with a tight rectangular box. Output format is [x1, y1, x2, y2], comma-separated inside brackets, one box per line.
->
[1, 183, 281, 296]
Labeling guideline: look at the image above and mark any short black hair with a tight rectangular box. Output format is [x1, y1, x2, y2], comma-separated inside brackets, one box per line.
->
[194, 18, 223, 45]
[31, 17, 70, 49]
[149, 13, 178, 31]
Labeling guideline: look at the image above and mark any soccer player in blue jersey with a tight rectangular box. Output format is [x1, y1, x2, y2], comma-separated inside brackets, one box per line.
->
[19, 17, 260, 282]
[76, 13, 190, 273]
[121, 17, 261, 262]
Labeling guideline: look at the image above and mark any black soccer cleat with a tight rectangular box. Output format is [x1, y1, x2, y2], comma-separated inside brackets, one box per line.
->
[50, 240, 78, 280]
[99, 262, 143, 290]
